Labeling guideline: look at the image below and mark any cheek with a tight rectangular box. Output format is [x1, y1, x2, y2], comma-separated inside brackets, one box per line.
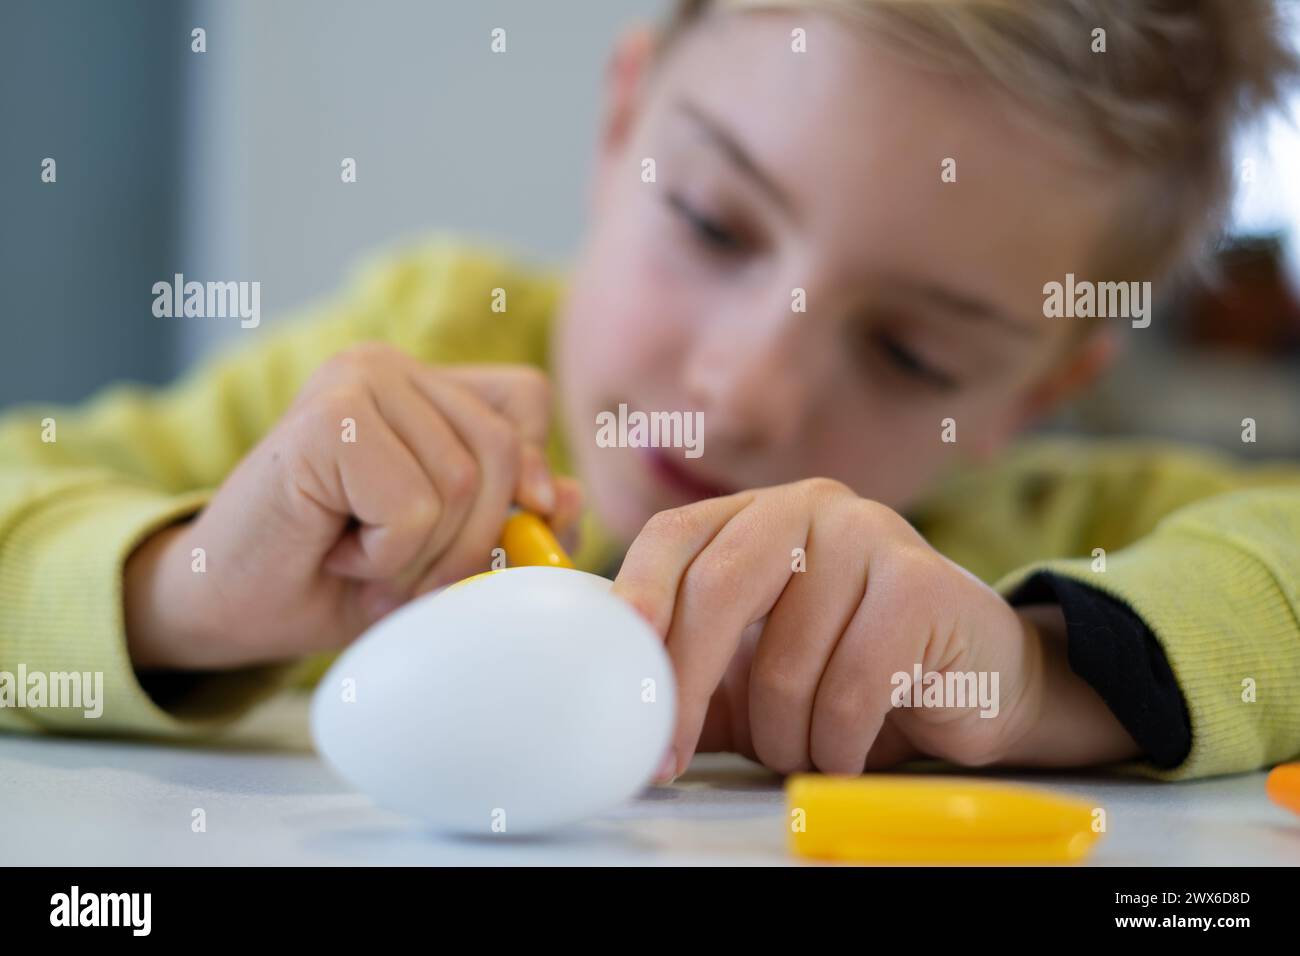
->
[810, 385, 1017, 511]
[560, 276, 673, 410]
[818, 407, 950, 509]
[561, 216, 694, 397]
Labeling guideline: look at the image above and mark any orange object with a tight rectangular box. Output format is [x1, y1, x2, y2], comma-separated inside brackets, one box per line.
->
[1266, 763, 1300, 816]
[499, 510, 574, 569]
[786, 775, 1103, 864]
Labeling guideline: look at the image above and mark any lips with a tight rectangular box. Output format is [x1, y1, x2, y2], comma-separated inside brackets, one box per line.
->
[642, 447, 736, 502]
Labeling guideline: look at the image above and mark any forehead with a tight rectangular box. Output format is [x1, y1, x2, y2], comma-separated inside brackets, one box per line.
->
[650, 10, 1132, 312]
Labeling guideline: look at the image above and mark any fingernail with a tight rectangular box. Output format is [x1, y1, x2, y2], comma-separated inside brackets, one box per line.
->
[654, 748, 678, 784]
[530, 465, 556, 513]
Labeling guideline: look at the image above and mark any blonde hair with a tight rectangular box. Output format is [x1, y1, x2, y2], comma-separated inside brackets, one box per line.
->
[660, 0, 1298, 283]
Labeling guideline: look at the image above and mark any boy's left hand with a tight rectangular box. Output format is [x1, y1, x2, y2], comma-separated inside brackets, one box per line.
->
[611, 479, 1139, 780]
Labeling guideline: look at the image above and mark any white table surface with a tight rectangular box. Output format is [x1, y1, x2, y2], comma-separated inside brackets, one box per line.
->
[2, 691, 1297, 866]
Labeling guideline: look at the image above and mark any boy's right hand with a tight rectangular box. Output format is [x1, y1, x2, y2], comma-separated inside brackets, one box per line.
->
[124, 344, 582, 671]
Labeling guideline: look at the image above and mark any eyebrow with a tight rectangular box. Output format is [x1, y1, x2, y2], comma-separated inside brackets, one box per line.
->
[674, 98, 1037, 340]
[885, 279, 1040, 338]
[673, 98, 794, 216]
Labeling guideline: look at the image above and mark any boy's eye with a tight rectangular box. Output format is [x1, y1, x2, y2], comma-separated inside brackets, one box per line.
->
[873, 332, 960, 391]
[666, 193, 743, 251]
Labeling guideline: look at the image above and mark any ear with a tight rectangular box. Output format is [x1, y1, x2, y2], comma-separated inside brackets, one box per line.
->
[588, 26, 659, 211]
[1018, 326, 1120, 425]
[967, 326, 1120, 461]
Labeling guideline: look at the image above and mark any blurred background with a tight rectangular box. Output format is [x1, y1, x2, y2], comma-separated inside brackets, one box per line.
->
[2, 0, 1298, 456]
[0, 0, 660, 399]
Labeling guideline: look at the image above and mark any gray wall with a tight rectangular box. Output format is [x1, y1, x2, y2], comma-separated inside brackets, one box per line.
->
[0, 0, 665, 404]
[179, 0, 664, 362]
[0, 0, 186, 404]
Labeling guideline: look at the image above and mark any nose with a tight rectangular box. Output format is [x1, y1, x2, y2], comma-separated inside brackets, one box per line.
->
[680, 303, 811, 452]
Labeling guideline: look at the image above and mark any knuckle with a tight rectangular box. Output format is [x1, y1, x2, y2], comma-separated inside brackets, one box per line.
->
[852, 496, 896, 528]
[315, 342, 394, 383]
[891, 544, 940, 587]
[303, 358, 342, 396]
[314, 384, 370, 425]
[856, 498, 919, 542]
[442, 453, 481, 500]
[683, 545, 744, 598]
[512, 365, 553, 404]
[641, 505, 699, 543]
[798, 476, 852, 501]
[403, 488, 442, 532]
[817, 688, 861, 729]
[750, 660, 804, 710]
[293, 384, 369, 440]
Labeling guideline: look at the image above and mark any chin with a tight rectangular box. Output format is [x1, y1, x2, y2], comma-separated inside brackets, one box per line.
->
[585, 459, 656, 545]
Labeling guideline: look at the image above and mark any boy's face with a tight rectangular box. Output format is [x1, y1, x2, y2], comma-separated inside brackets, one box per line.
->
[557, 11, 1123, 542]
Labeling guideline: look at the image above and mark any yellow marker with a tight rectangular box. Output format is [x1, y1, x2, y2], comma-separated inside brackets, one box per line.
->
[500, 509, 575, 569]
[787, 775, 1103, 864]
[447, 511, 573, 592]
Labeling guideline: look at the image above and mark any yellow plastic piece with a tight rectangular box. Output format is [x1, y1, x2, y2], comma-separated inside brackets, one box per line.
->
[500, 510, 574, 569]
[786, 775, 1103, 864]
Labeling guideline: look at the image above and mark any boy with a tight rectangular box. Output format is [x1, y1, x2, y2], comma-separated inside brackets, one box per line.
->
[2, 0, 1298, 785]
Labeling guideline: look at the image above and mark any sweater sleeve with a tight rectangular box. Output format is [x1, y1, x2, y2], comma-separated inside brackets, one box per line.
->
[993, 484, 1300, 780]
[0, 237, 561, 738]
[1005, 571, 1192, 769]
[0, 477, 294, 737]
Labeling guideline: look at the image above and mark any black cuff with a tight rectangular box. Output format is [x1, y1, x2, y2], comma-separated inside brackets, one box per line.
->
[1006, 571, 1192, 769]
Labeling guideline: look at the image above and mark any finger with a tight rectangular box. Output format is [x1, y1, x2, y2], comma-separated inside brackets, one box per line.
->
[808, 562, 929, 773]
[861, 720, 924, 770]
[513, 442, 558, 515]
[372, 378, 479, 590]
[550, 476, 585, 553]
[747, 508, 869, 773]
[615, 492, 805, 778]
[612, 495, 754, 779]
[460, 367, 557, 514]
[316, 397, 441, 580]
[439, 364, 553, 445]
[611, 494, 754, 637]
[696, 618, 763, 758]
[425, 364, 557, 512]
[409, 378, 521, 586]
[666, 498, 810, 775]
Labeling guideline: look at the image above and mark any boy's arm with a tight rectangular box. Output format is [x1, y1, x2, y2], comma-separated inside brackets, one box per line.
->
[0, 238, 555, 737]
[915, 438, 1300, 779]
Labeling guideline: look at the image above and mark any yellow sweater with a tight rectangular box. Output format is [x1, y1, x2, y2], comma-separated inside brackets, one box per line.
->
[2, 237, 1298, 780]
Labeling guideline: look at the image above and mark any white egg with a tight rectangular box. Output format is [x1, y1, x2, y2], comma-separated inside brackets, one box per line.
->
[311, 566, 676, 835]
